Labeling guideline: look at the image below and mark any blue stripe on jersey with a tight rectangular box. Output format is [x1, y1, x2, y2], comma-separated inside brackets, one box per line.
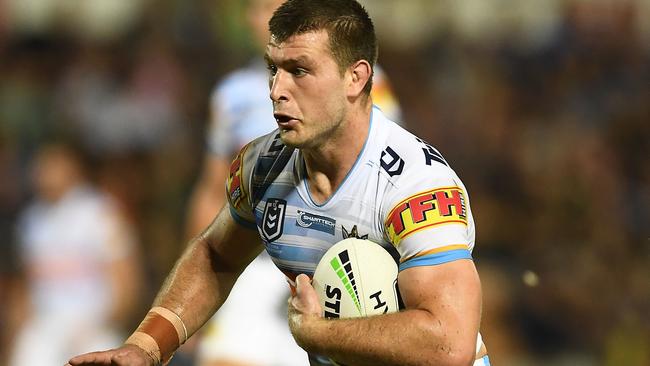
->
[229, 207, 257, 229]
[286, 223, 335, 239]
[474, 355, 491, 366]
[265, 243, 324, 264]
[399, 249, 472, 271]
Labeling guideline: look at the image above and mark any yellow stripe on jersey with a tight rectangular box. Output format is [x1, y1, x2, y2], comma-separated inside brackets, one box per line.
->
[400, 244, 469, 264]
[385, 186, 468, 246]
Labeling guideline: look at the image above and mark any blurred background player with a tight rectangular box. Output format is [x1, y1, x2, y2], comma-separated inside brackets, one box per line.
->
[185, 0, 402, 365]
[8, 140, 143, 366]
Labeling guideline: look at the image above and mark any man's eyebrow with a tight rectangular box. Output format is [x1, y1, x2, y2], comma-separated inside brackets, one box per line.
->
[288, 56, 310, 65]
[267, 55, 312, 67]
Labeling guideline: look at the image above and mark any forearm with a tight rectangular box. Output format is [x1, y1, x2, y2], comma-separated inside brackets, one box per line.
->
[294, 309, 477, 366]
[151, 234, 239, 338]
[145, 204, 262, 340]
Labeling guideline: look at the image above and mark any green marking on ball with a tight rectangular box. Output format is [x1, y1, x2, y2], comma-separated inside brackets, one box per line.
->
[330, 254, 361, 314]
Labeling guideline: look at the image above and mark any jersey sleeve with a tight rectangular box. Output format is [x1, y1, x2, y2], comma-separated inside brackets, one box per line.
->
[382, 170, 474, 272]
[225, 138, 263, 229]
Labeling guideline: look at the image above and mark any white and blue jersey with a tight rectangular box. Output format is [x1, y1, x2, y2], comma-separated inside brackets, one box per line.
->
[228, 107, 474, 277]
[227, 107, 487, 365]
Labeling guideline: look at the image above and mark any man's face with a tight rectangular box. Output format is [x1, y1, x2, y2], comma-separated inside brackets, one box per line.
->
[265, 30, 348, 149]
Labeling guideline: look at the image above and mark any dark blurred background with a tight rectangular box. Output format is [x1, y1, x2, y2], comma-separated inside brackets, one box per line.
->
[0, 1, 648, 365]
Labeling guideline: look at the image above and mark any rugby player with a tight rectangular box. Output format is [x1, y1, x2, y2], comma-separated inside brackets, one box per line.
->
[67, 1, 489, 365]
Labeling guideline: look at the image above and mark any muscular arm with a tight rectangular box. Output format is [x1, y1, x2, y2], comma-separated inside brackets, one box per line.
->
[155, 204, 263, 337]
[290, 259, 482, 366]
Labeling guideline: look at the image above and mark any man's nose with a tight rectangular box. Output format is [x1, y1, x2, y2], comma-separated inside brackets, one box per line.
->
[270, 70, 289, 103]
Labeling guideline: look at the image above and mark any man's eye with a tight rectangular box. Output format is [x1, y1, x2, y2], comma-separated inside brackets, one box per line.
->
[267, 65, 278, 75]
[292, 68, 307, 76]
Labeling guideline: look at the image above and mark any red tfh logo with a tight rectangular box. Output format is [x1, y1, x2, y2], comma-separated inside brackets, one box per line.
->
[387, 189, 466, 236]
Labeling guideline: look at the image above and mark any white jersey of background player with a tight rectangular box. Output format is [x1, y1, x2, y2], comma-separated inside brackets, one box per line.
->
[197, 59, 401, 366]
[10, 144, 140, 366]
[226, 107, 489, 366]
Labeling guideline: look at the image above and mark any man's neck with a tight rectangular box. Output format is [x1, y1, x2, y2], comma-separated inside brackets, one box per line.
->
[302, 103, 372, 204]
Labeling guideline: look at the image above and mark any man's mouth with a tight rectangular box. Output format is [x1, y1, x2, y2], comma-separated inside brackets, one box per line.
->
[274, 113, 298, 127]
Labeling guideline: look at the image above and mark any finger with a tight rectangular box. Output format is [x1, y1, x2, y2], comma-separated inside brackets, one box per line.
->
[69, 350, 113, 365]
[293, 274, 310, 306]
[290, 281, 307, 314]
[297, 274, 326, 317]
[295, 273, 311, 296]
[297, 273, 311, 284]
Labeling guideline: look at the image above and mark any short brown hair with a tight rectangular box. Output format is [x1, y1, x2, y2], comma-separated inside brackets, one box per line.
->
[269, 0, 377, 94]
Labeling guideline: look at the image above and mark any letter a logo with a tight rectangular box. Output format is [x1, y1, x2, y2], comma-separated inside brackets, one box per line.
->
[262, 198, 286, 242]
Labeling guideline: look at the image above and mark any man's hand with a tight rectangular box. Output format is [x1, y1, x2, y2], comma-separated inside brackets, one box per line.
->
[288, 274, 323, 347]
[66, 344, 154, 366]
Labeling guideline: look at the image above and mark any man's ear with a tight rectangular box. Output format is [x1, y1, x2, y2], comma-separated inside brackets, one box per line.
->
[347, 60, 372, 98]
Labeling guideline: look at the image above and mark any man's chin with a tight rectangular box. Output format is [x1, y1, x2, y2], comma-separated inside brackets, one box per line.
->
[279, 130, 302, 148]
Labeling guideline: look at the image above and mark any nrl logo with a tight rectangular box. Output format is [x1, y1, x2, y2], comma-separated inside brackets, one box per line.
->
[261, 198, 286, 242]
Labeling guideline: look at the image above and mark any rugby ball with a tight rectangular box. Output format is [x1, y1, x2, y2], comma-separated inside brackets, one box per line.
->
[312, 238, 400, 319]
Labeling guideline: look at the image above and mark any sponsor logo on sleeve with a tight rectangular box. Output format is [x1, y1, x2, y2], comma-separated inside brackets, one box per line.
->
[295, 210, 336, 235]
[227, 146, 248, 208]
[385, 187, 467, 246]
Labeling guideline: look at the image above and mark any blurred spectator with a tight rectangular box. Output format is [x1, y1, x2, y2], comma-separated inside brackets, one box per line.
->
[8, 140, 143, 366]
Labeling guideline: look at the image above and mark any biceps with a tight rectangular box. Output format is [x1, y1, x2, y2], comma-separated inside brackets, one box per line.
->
[202, 203, 263, 272]
[398, 259, 482, 325]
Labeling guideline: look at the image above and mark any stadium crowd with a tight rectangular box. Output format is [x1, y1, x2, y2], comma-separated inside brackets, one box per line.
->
[0, 1, 647, 365]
